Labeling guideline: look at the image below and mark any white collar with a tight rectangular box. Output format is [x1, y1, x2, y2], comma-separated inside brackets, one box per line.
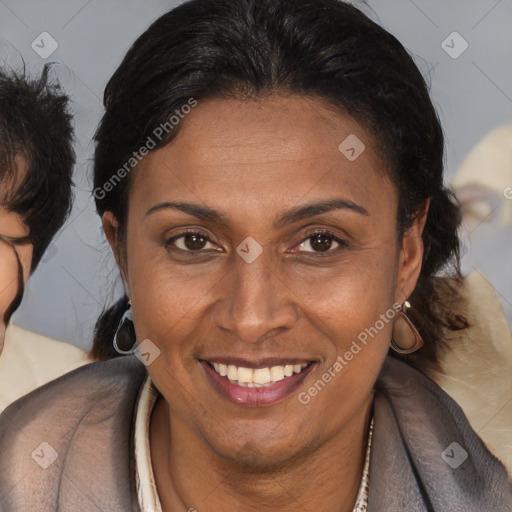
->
[134, 377, 372, 511]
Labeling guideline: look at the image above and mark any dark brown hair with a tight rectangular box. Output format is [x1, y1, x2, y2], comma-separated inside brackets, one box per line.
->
[0, 64, 75, 271]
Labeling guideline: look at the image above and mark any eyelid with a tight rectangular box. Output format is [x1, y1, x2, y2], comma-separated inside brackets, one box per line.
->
[303, 227, 341, 237]
[0, 234, 31, 246]
[164, 227, 348, 255]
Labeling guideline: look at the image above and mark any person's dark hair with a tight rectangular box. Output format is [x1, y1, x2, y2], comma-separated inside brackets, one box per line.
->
[91, 0, 468, 370]
[0, 64, 75, 271]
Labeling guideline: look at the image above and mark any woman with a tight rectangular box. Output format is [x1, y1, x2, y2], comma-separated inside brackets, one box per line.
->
[0, 66, 89, 412]
[0, 0, 510, 510]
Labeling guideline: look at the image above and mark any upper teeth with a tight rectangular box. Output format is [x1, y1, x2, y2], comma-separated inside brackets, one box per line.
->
[211, 362, 308, 387]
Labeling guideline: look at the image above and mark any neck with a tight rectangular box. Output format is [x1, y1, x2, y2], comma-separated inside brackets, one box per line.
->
[150, 394, 373, 512]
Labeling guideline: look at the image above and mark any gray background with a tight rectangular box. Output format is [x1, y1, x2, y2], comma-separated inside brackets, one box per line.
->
[1, 0, 511, 350]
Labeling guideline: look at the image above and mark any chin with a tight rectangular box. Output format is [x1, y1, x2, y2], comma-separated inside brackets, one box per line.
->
[206, 425, 318, 473]
[216, 443, 301, 472]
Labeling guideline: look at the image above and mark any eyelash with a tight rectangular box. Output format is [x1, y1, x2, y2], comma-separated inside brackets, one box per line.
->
[164, 228, 347, 257]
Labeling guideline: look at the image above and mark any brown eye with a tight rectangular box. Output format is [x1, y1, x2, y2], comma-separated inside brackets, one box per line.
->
[165, 230, 218, 252]
[309, 232, 334, 252]
[183, 232, 207, 250]
[294, 229, 347, 254]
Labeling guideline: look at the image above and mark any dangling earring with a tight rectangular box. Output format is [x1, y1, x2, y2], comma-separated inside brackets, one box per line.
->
[113, 300, 137, 355]
[390, 301, 424, 354]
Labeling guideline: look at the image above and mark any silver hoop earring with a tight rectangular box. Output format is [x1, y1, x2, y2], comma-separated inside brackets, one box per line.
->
[113, 303, 137, 355]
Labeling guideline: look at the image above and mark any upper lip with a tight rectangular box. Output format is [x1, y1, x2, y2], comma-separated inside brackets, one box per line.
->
[199, 357, 316, 369]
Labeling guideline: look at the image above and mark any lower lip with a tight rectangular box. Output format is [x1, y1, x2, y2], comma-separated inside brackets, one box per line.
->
[200, 361, 316, 407]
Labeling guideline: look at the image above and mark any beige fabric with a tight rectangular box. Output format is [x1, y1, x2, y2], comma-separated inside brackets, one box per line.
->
[134, 376, 373, 511]
[0, 323, 90, 413]
[352, 416, 373, 512]
[135, 377, 161, 512]
[430, 271, 512, 474]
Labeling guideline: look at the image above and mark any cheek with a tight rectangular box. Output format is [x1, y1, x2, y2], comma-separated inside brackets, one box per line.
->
[0, 243, 33, 326]
[124, 227, 204, 355]
[281, 244, 398, 408]
[287, 244, 399, 341]
[128, 250, 212, 349]
[0, 247, 20, 320]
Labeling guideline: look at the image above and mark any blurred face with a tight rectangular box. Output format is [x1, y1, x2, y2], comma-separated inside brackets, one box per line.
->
[104, 95, 425, 468]
[0, 207, 33, 352]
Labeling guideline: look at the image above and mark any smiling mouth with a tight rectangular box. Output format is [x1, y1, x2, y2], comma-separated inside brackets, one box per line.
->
[205, 361, 312, 387]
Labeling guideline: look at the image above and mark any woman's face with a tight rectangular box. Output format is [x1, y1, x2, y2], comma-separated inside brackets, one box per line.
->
[0, 206, 33, 350]
[105, 95, 425, 467]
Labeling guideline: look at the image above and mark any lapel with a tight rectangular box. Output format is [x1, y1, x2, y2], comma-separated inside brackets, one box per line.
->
[368, 356, 512, 512]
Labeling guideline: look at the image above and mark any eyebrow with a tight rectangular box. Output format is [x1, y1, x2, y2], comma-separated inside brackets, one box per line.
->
[144, 198, 369, 228]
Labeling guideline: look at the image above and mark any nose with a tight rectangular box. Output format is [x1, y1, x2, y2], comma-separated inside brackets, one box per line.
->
[211, 251, 298, 344]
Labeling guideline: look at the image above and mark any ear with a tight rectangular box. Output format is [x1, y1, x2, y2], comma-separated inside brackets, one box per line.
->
[102, 211, 118, 252]
[102, 211, 130, 294]
[395, 200, 430, 305]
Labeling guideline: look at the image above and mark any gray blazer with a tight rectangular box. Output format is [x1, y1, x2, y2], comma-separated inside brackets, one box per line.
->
[0, 355, 510, 511]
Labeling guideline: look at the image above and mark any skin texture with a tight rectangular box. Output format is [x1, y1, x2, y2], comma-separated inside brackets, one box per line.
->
[0, 157, 33, 353]
[103, 95, 427, 511]
[0, 212, 33, 352]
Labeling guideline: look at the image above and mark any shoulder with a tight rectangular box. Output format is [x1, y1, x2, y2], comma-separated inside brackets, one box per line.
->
[0, 354, 147, 432]
[1, 324, 90, 372]
[370, 356, 512, 511]
[0, 324, 91, 412]
[4, 323, 89, 361]
[0, 356, 147, 511]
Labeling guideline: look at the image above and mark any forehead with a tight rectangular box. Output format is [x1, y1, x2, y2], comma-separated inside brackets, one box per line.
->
[130, 95, 394, 221]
